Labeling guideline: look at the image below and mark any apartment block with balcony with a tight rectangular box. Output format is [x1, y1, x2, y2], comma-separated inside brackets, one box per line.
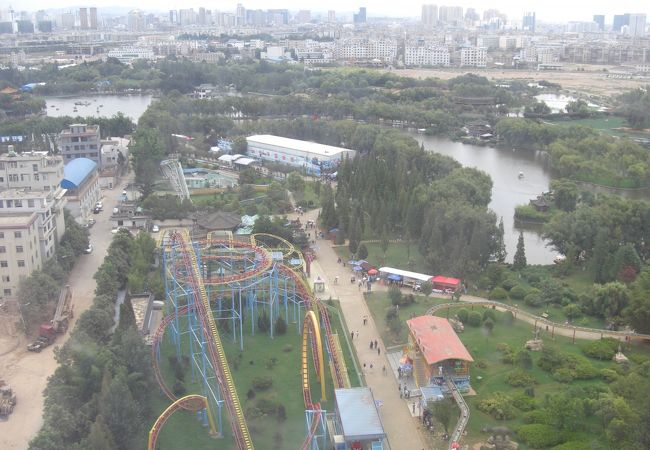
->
[58, 124, 102, 168]
[0, 151, 65, 192]
[404, 46, 450, 67]
[459, 46, 487, 67]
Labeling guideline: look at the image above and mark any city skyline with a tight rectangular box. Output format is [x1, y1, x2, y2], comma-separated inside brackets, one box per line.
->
[3, 0, 649, 24]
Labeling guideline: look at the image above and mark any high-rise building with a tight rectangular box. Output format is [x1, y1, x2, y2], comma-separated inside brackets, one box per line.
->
[37, 21, 52, 32]
[353, 7, 366, 24]
[268, 9, 289, 25]
[60, 12, 75, 29]
[169, 10, 177, 24]
[179, 9, 196, 26]
[16, 20, 34, 33]
[421, 4, 438, 27]
[523, 12, 536, 33]
[295, 10, 311, 23]
[438, 6, 463, 24]
[628, 13, 647, 37]
[593, 15, 605, 31]
[236, 3, 246, 26]
[328, 10, 336, 23]
[79, 7, 88, 29]
[89, 7, 98, 29]
[127, 9, 145, 32]
[198, 7, 206, 25]
[613, 14, 629, 32]
[0, 22, 13, 34]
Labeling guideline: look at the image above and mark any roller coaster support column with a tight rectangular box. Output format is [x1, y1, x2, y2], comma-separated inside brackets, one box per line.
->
[305, 409, 327, 450]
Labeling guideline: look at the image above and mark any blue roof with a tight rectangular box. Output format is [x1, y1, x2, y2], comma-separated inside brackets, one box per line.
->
[61, 158, 97, 189]
[335, 388, 386, 441]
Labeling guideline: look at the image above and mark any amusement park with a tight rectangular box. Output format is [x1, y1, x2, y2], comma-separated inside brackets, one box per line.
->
[148, 229, 384, 450]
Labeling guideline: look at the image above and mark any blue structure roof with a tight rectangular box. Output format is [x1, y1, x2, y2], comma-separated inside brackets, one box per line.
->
[61, 158, 97, 189]
[335, 388, 386, 441]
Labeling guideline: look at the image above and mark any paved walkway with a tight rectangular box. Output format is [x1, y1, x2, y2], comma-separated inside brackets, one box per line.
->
[292, 208, 428, 450]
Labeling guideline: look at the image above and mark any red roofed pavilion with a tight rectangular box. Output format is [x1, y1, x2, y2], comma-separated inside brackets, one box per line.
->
[406, 316, 473, 391]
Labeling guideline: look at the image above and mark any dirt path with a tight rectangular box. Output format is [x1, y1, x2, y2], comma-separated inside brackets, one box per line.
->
[0, 175, 133, 449]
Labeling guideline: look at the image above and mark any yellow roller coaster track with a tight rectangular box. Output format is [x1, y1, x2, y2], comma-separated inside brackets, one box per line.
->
[302, 310, 326, 404]
[176, 232, 254, 450]
[148, 395, 216, 450]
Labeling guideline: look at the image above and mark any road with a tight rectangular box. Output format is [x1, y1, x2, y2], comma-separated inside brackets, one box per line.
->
[0, 175, 132, 450]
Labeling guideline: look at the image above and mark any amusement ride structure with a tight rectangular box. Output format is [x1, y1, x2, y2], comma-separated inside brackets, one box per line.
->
[148, 230, 351, 450]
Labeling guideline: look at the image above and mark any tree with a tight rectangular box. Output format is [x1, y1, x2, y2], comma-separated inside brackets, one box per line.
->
[380, 226, 389, 260]
[357, 243, 369, 260]
[99, 372, 143, 450]
[625, 268, 650, 333]
[613, 244, 641, 283]
[494, 217, 507, 263]
[420, 281, 433, 297]
[483, 317, 495, 334]
[551, 179, 578, 212]
[84, 415, 117, 450]
[388, 285, 402, 306]
[286, 171, 305, 193]
[513, 231, 527, 270]
[563, 304, 583, 322]
[430, 398, 456, 434]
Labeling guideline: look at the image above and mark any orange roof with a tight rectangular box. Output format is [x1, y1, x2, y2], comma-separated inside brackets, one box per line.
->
[0, 87, 18, 95]
[406, 316, 473, 365]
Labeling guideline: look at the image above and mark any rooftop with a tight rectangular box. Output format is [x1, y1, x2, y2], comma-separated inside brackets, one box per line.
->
[247, 134, 356, 158]
[335, 387, 386, 441]
[62, 158, 98, 189]
[0, 212, 38, 228]
[406, 316, 474, 366]
[378, 267, 433, 282]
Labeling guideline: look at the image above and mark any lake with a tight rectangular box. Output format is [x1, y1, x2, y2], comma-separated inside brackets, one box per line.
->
[44, 94, 153, 122]
[412, 134, 556, 265]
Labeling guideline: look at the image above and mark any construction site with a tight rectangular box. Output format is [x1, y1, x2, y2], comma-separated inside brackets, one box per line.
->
[149, 229, 384, 450]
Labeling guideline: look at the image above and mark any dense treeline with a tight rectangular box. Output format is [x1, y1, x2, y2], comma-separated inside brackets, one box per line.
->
[29, 231, 158, 450]
[497, 118, 650, 188]
[617, 85, 650, 129]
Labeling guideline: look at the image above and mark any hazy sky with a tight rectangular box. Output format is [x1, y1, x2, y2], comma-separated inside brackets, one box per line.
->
[2, 0, 649, 24]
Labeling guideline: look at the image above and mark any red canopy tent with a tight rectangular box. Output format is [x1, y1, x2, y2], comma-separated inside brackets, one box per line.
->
[431, 275, 461, 291]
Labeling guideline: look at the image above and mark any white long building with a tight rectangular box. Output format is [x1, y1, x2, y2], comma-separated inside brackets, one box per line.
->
[405, 46, 450, 67]
[246, 135, 356, 175]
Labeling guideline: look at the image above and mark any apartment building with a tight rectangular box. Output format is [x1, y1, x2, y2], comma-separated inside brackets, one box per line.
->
[460, 46, 487, 67]
[335, 39, 398, 63]
[0, 152, 67, 298]
[57, 123, 101, 168]
[404, 46, 450, 67]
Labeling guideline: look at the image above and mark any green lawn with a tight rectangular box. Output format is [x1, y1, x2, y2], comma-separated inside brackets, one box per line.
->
[293, 181, 322, 209]
[334, 241, 429, 274]
[149, 300, 359, 450]
[547, 116, 650, 139]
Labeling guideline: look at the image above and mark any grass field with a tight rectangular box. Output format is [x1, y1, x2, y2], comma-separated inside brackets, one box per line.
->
[149, 300, 359, 450]
[365, 291, 650, 448]
[547, 116, 650, 139]
[334, 241, 429, 274]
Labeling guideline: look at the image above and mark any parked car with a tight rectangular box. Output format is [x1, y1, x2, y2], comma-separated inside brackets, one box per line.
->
[95, 201, 103, 210]
[92, 207, 101, 214]
[152, 225, 159, 233]
[84, 244, 93, 254]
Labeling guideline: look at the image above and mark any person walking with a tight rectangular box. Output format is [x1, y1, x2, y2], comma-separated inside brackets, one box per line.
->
[369, 341, 374, 350]
[355, 330, 359, 339]
[377, 347, 381, 356]
[382, 365, 387, 375]
[374, 339, 378, 348]
[351, 331, 354, 341]
[363, 315, 367, 325]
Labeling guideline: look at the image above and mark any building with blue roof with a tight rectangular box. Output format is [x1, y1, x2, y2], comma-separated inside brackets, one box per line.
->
[62, 158, 100, 219]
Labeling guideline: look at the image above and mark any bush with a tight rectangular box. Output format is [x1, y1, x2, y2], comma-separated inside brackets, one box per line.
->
[247, 388, 256, 400]
[522, 409, 548, 424]
[489, 286, 508, 300]
[482, 308, 497, 322]
[538, 347, 566, 372]
[506, 370, 538, 387]
[256, 398, 277, 415]
[512, 393, 537, 411]
[252, 376, 273, 391]
[388, 286, 402, 306]
[274, 316, 288, 335]
[501, 278, 518, 291]
[497, 343, 516, 364]
[357, 243, 368, 260]
[552, 367, 575, 383]
[475, 359, 488, 369]
[517, 424, 564, 448]
[601, 368, 619, 383]
[525, 291, 543, 307]
[551, 440, 594, 450]
[509, 285, 528, 300]
[257, 311, 271, 332]
[581, 338, 619, 360]
[172, 381, 186, 396]
[467, 311, 482, 327]
[276, 404, 287, 422]
[476, 392, 516, 420]
[456, 308, 469, 323]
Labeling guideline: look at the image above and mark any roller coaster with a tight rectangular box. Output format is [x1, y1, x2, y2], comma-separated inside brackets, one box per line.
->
[149, 230, 350, 450]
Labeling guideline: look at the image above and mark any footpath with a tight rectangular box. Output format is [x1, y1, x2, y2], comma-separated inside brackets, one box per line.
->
[292, 207, 428, 450]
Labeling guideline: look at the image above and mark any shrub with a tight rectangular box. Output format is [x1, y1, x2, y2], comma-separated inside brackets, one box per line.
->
[467, 311, 482, 327]
[388, 286, 402, 306]
[274, 316, 288, 335]
[538, 347, 566, 372]
[456, 308, 469, 323]
[246, 388, 256, 400]
[506, 370, 538, 387]
[483, 318, 494, 333]
[516, 350, 534, 370]
[256, 398, 277, 415]
[172, 381, 186, 396]
[525, 291, 543, 307]
[497, 343, 516, 364]
[517, 424, 565, 448]
[386, 307, 398, 321]
[489, 286, 508, 300]
[601, 369, 619, 383]
[551, 440, 594, 450]
[581, 338, 619, 360]
[501, 278, 518, 291]
[522, 409, 548, 424]
[257, 311, 270, 332]
[552, 367, 575, 383]
[475, 359, 488, 369]
[512, 392, 537, 411]
[276, 404, 287, 422]
[482, 309, 497, 322]
[252, 376, 273, 391]
[476, 392, 516, 420]
[509, 285, 528, 300]
[573, 359, 599, 380]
